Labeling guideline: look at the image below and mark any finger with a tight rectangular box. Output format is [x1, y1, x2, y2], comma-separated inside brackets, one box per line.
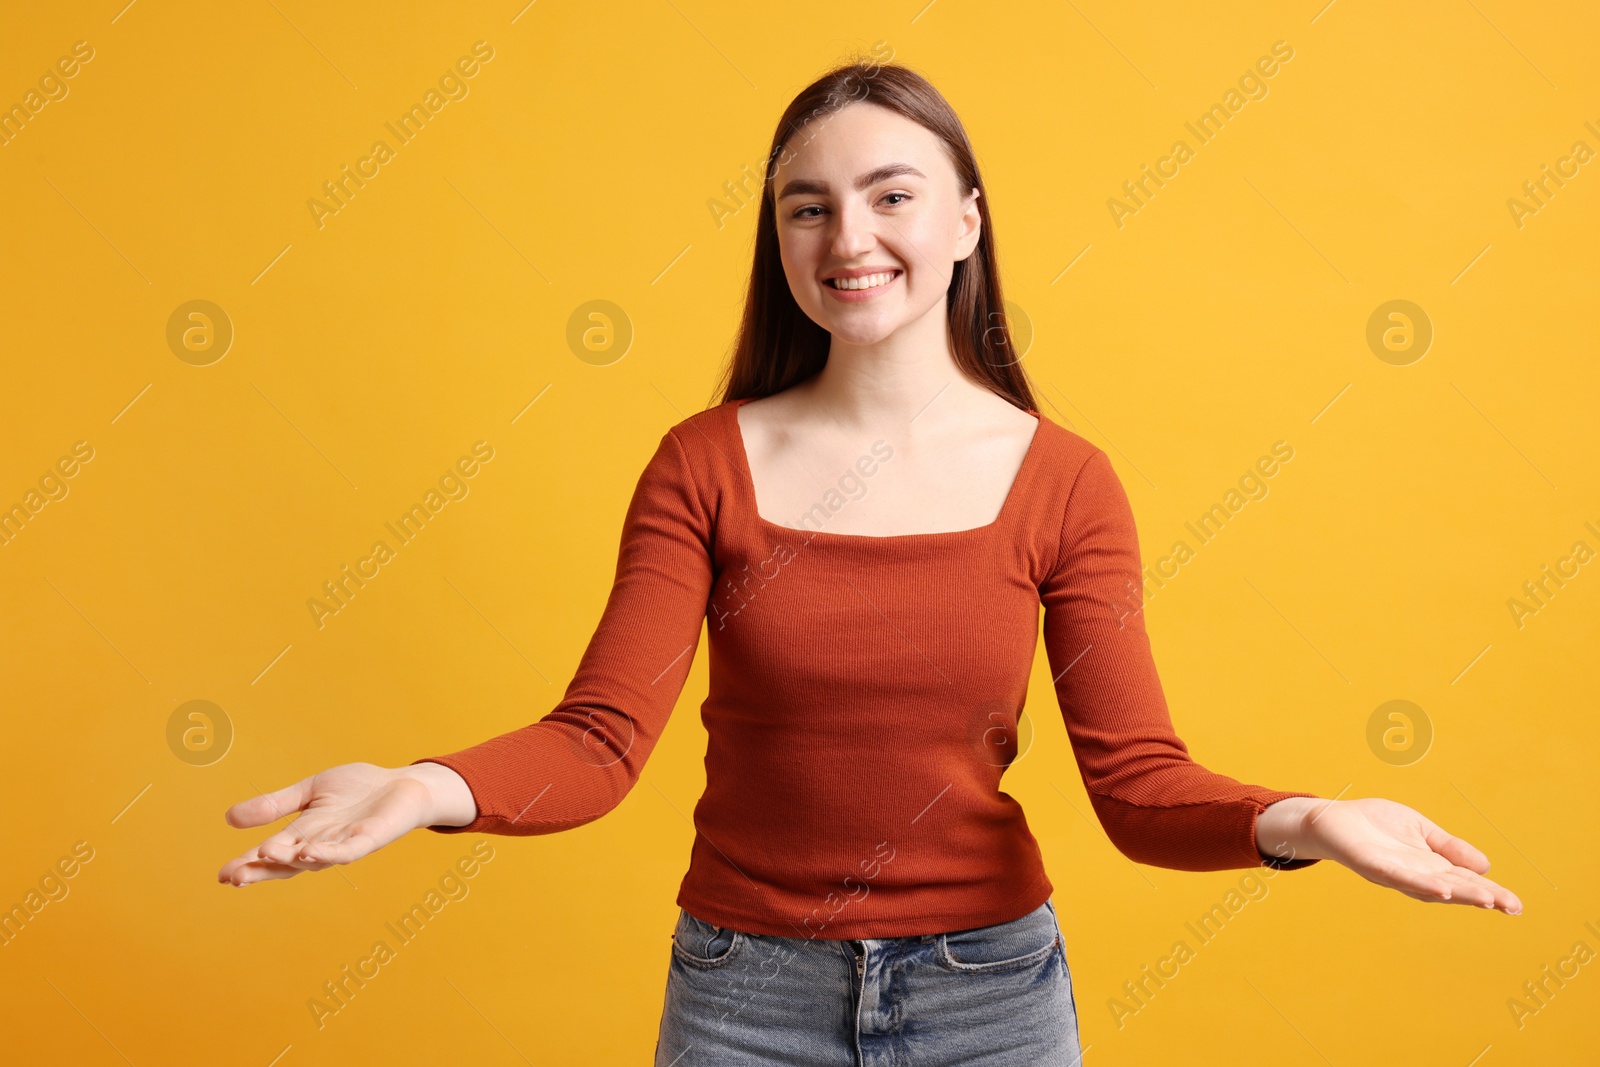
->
[1438, 867, 1523, 914]
[1423, 825, 1492, 875]
[298, 830, 379, 866]
[1358, 854, 1457, 901]
[229, 830, 328, 875]
[222, 836, 345, 883]
[1382, 862, 1523, 914]
[1431, 868, 1487, 906]
[219, 857, 306, 887]
[225, 776, 316, 829]
[234, 826, 310, 867]
[1394, 886, 1450, 905]
[217, 841, 304, 884]
[230, 860, 331, 886]
[259, 836, 323, 867]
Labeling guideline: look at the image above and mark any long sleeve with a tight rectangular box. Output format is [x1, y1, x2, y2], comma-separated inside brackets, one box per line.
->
[411, 427, 714, 835]
[1040, 448, 1321, 871]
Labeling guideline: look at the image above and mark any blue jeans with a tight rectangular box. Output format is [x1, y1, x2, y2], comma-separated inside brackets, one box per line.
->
[654, 899, 1083, 1065]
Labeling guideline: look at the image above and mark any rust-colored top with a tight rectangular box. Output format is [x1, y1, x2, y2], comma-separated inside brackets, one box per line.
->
[414, 398, 1319, 939]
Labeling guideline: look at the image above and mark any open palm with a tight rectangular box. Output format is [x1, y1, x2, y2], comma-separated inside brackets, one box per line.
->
[217, 762, 432, 887]
[1303, 797, 1523, 914]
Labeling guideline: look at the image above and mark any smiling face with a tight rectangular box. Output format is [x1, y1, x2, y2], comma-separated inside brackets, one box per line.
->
[772, 102, 982, 347]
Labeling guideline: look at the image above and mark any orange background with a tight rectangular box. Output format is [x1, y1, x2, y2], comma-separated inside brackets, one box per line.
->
[1, 1, 1595, 1063]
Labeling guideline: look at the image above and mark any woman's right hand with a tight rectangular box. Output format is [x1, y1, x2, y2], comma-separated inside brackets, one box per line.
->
[217, 761, 470, 887]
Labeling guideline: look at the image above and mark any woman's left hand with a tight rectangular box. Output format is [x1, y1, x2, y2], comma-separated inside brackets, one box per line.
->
[1259, 797, 1524, 915]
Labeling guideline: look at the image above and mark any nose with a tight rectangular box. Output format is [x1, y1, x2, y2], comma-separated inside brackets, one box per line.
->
[829, 192, 877, 261]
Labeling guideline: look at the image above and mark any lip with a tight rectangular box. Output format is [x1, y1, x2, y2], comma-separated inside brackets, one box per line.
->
[823, 268, 901, 303]
[823, 266, 901, 280]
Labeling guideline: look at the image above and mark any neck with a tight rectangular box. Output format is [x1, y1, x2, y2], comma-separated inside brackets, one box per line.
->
[806, 303, 997, 432]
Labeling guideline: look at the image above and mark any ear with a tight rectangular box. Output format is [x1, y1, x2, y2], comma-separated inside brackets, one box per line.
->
[954, 187, 982, 262]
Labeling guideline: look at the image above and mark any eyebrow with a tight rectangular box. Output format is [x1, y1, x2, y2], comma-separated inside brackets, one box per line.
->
[776, 163, 927, 200]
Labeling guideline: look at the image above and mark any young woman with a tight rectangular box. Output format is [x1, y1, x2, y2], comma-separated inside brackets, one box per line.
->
[219, 60, 1522, 1065]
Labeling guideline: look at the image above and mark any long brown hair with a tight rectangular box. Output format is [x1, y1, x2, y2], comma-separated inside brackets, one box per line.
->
[710, 58, 1038, 412]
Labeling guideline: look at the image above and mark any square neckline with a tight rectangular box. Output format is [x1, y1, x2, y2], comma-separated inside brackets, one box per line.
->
[727, 397, 1044, 543]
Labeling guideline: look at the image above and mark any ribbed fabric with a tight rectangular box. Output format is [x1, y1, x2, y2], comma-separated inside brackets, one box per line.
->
[413, 398, 1321, 939]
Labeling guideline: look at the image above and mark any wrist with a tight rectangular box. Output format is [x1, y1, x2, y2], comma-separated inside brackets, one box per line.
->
[1255, 796, 1330, 864]
[397, 761, 477, 829]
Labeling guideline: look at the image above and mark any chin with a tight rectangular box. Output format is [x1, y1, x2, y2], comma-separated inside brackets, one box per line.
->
[822, 318, 903, 345]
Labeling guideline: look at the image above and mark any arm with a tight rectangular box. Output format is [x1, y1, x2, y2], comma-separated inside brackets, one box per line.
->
[1039, 450, 1524, 915]
[1040, 448, 1322, 872]
[408, 426, 714, 835]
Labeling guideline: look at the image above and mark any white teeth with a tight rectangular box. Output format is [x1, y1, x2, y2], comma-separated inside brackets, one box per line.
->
[830, 271, 897, 290]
